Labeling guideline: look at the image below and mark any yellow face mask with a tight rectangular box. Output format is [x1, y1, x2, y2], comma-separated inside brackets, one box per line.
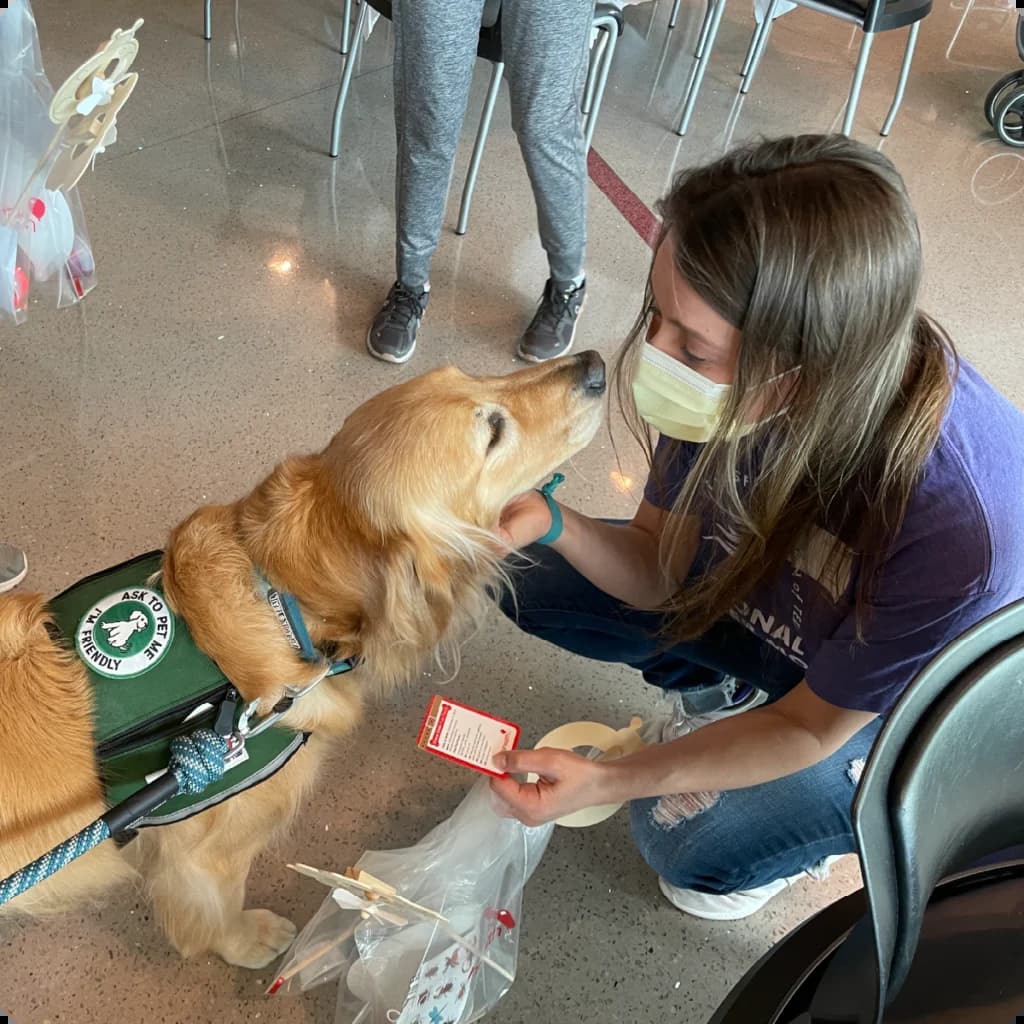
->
[631, 342, 731, 442]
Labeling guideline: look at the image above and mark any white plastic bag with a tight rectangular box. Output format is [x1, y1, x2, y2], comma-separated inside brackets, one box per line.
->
[277, 780, 554, 1024]
[19, 189, 74, 281]
[0, 0, 103, 323]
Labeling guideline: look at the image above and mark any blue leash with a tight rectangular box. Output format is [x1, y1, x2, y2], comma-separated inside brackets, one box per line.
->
[0, 728, 228, 906]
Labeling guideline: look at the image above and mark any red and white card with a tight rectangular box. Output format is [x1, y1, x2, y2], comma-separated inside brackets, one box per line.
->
[416, 696, 520, 778]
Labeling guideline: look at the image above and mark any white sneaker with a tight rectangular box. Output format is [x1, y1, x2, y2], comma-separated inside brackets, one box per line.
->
[0, 544, 28, 594]
[644, 681, 769, 744]
[658, 855, 847, 921]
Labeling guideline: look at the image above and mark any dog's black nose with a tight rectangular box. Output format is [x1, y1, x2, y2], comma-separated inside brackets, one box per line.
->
[576, 350, 606, 394]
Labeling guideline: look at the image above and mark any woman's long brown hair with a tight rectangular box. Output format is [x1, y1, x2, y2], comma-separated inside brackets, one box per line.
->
[615, 134, 956, 641]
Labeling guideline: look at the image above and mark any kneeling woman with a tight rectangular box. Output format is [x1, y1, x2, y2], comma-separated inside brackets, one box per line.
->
[491, 134, 1024, 921]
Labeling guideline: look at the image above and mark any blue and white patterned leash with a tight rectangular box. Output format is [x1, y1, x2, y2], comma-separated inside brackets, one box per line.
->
[0, 729, 228, 906]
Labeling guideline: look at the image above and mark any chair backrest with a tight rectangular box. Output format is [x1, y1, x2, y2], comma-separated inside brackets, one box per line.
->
[864, 0, 932, 35]
[848, 598, 1024, 1023]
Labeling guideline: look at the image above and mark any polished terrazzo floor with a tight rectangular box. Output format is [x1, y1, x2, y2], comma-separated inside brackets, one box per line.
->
[1, 0, 1020, 1019]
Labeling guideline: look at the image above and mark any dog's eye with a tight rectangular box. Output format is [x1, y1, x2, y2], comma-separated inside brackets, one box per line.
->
[487, 412, 505, 452]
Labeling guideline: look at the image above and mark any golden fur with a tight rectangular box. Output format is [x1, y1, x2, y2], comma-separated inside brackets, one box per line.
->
[0, 353, 604, 968]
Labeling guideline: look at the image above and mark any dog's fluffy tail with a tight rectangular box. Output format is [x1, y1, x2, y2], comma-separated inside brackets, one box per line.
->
[0, 594, 136, 915]
[0, 591, 51, 659]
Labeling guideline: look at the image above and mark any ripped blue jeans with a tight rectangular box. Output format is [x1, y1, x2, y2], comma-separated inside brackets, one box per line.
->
[500, 539, 883, 894]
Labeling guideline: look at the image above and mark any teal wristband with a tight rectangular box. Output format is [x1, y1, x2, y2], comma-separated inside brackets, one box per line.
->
[536, 472, 565, 546]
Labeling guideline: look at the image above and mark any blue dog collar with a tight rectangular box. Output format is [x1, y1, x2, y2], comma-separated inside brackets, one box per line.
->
[254, 572, 356, 678]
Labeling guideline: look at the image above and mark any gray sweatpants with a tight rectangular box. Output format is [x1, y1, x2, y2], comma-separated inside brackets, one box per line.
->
[392, 0, 595, 289]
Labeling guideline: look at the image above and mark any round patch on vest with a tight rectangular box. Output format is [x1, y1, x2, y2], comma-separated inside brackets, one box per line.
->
[75, 588, 175, 679]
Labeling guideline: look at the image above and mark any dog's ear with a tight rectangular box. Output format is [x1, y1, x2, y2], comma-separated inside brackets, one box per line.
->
[357, 526, 500, 691]
[358, 535, 455, 689]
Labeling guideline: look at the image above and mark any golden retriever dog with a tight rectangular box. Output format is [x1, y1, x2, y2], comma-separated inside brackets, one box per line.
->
[0, 351, 605, 968]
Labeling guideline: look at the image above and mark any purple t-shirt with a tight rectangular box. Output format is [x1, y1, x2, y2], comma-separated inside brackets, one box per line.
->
[643, 359, 1024, 714]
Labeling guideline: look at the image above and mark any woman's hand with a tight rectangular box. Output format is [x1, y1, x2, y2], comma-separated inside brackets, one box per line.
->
[496, 490, 555, 549]
[489, 748, 611, 827]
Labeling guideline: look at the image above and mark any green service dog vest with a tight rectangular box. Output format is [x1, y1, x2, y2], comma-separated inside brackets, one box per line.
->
[49, 552, 307, 828]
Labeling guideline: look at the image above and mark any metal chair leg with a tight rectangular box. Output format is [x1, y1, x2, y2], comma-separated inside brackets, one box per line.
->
[741, 10, 771, 76]
[329, 0, 369, 157]
[204, 0, 213, 41]
[740, 0, 779, 94]
[881, 20, 920, 135]
[582, 30, 608, 115]
[456, 61, 505, 235]
[945, 0, 975, 61]
[341, 0, 352, 54]
[584, 16, 620, 151]
[695, 0, 716, 58]
[669, 0, 684, 29]
[676, 0, 728, 133]
[233, 0, 244, 81]
[646, 0, 659, 39]
[720, 86, 746, 149]
[842, 29, 875, 135]
[647, 21, 676, 105]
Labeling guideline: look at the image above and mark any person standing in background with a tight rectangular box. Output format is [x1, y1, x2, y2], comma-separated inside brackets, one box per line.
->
[367, 0, 595, 365]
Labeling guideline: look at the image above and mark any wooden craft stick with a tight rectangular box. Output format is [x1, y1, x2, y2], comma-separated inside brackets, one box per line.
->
[265, 920, 358, 995]
[288, 862, 516, 984]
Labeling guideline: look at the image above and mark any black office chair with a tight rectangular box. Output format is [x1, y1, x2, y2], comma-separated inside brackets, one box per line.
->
[677, 0, 931, 137]
[709, 597, 1024, 1024]
[329, 0, 623, 234]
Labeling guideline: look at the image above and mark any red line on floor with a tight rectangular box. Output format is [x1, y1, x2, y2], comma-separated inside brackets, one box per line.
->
[588, 148, 660, 250]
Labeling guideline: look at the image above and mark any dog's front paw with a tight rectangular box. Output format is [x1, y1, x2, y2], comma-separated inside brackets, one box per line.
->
[219, 908, 297, 969]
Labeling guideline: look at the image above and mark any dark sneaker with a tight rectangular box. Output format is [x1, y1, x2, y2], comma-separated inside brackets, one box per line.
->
[367, 282, 430, 364]
[518, 278, 587, 363]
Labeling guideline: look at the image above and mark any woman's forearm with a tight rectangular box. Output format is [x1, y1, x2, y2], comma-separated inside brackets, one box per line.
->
[600, 706, 830, 802]
[550, 503, 693, 610]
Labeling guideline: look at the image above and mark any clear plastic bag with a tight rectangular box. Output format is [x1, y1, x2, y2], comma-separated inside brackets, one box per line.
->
[277, 780, 554, 1024]
[0, 0, 99, 324]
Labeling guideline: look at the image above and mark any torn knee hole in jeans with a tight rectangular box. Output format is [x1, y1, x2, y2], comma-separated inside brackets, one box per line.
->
[651, 790, 720, 828]
[650, 758, 865, 830]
